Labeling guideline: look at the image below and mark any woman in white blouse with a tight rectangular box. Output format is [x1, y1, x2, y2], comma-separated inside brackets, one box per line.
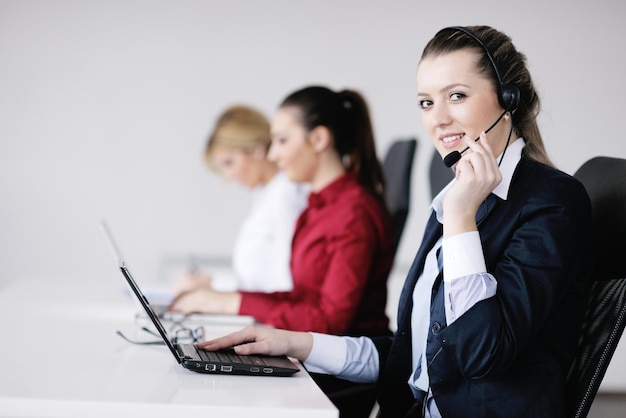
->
[174, 105, 308, 295]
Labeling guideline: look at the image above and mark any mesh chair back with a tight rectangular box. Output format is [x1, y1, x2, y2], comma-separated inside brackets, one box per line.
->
[567, 156, 626, 418]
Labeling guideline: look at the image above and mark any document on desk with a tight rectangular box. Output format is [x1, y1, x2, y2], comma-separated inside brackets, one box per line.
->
[128, 283, 173, 304]
[150, 305, 256, 326]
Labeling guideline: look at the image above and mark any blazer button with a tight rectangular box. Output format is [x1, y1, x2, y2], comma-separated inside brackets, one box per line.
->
[431, 322, 441, 334]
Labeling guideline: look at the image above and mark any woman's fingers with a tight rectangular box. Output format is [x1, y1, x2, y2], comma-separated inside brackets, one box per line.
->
[457, 133, 501, 187]
[198, 326, 259, 351]
[443, 133, 503, 234]
[197, 326, 313, 361]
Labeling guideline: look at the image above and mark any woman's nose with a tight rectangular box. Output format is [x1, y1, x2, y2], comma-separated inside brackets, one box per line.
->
[429, 103, 452, 129]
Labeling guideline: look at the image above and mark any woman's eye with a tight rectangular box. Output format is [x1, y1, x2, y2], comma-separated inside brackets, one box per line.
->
[450, 92, 466, 101]
[217, 160, 233, 170]
[418, 99, 432, 109]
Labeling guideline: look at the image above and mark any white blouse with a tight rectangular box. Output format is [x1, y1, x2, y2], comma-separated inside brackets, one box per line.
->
[211, 171, 309, 292]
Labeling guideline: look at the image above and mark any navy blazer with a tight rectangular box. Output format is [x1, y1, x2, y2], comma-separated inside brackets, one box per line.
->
[373, 156, 593, 418]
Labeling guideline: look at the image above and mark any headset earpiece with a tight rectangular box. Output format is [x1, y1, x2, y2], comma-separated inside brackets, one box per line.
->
[499, 83, 520, 112]
[439, 26, 520, 113]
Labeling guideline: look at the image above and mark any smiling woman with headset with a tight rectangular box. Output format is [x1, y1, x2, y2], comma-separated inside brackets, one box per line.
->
[196, 25, 593, 418]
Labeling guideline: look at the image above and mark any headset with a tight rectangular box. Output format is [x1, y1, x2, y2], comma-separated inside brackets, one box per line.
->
[437, 26, 520, 112]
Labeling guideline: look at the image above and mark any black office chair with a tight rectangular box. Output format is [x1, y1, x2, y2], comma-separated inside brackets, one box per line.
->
[566, 156, 626, 418]
[428, 149, 454, 200]
[383, 138, 418, 249]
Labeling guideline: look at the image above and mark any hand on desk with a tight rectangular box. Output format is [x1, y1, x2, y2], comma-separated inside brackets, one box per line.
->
[172, 270, 213, 296]
[169, 287, 242, 315]
[197, 325, 314, 362]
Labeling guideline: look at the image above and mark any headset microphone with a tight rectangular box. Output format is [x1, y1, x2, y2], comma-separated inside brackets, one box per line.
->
[443, 110, 507, 168]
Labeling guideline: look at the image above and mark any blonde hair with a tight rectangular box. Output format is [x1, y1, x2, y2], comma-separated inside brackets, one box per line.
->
[204, 105, 272, 171]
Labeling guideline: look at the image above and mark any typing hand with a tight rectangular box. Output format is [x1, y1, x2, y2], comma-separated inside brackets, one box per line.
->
[197, 325, 313, 362]
[169, 288, 241, 315]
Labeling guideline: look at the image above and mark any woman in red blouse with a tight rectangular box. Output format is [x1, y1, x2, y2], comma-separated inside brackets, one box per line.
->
[171, 86, 395, 338]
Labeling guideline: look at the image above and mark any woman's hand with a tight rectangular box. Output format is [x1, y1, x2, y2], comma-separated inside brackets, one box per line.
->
[169, 288, 241, 315]
[172, 270, 213, 296]
[197, 325, 314, 361]
[443, 133, 502, 237]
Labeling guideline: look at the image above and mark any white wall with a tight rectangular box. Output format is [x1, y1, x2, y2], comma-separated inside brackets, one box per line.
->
[1, 0, 625, 389]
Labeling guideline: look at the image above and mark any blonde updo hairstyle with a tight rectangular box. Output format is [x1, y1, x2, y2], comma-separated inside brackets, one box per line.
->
[205, 105, 273, 173]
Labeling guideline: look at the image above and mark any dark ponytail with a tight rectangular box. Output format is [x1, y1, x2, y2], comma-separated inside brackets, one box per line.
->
[279, 86, 387, 206]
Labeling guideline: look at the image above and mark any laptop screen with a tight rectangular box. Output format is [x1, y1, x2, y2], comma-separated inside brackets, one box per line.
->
[119, 262, 183, 363]
[100, 220, 182, 363]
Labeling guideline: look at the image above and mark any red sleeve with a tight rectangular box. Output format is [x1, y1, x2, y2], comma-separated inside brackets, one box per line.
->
[239, 205, 381, 334]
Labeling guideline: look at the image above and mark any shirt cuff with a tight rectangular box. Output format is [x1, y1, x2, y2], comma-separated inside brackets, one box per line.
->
[443, 231, 487, 282]
[304, 332, 347, 375]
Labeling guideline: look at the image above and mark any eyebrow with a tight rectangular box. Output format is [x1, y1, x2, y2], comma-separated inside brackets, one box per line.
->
[417, 83, 471, 98]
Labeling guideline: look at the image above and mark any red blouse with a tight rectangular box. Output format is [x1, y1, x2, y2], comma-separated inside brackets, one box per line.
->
[239, 173, 395, 336]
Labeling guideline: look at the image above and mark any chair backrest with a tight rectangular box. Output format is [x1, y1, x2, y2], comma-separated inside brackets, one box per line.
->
[566, 156, 626, 418]
[429, 149, 454, 200]
[383, 138, 417, 249]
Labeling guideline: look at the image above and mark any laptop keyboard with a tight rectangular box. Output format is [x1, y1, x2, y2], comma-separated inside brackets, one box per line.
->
[180, 343, 268, 366]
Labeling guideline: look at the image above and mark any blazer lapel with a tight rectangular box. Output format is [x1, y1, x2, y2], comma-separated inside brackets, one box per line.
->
[476, 194, 499, 225]
[396, 211, 442, 329]
[396, 194, 498, 330]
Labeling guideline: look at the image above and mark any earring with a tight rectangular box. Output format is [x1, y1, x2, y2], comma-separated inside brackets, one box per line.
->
[504, 113, 510, 121]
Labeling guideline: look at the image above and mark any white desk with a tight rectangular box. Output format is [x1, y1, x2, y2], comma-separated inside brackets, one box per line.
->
[0, 277, 338, 417]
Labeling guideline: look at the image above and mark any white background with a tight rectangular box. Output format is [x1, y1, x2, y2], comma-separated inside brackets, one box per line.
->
[1, 0, 625, 390]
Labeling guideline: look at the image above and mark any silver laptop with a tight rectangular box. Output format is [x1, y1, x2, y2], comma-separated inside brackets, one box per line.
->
[100, 220, 300, 376]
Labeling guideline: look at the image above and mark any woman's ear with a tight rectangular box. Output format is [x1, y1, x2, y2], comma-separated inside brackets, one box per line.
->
[309, 126, 332, 153]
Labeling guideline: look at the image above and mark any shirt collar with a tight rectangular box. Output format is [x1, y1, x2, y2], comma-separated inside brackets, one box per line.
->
[431, 138, 525, 222]
[307, 173, 355, 209]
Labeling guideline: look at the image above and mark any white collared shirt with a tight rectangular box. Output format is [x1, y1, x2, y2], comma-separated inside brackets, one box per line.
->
[211, 171, 309, 292]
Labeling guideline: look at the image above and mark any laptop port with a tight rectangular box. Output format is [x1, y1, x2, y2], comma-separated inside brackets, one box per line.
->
[220, 365, 233, 372]
[204, 364, 217, 372]
[263, 368, 273, 374]
[250, 367, 260, 372]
